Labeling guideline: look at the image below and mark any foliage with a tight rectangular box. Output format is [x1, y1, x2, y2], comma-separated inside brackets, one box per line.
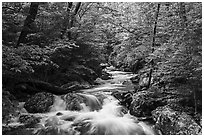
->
[2, 2, 202, 114]
[2, 45, 57, 75]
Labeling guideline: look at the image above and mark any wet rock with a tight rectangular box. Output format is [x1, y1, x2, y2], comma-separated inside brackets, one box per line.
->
[72, 64, 98, 83]
[131, 58, 146, 73]
[94, 78, 106, 85]
[24, 92, 54, 113]
[100, 71, 112, 80]
[2, 90, 19, 124]
[19, 114, 41, 128]
[130, 75, 140, 84]
[138, 74, 149, 88]
[152, 105, 202, 135]
[61, 81, 91, 91]
[111, 91, 123, 101]
[62, 93, 84, 111]
[52, 93, 102, 112]
[56, 112, 63, 116]
[129, 90, 165, 117]
[111, 91, 133, 109]
[92, 92, 107, 104]
[100, 63, 109, 69]
[106, 66, 117, 71]
[129, 86, 195, 118]
[2, 124, 34, 135]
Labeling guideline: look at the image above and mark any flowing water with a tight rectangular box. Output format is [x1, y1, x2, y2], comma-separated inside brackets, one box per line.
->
[5, 66, 156, 135]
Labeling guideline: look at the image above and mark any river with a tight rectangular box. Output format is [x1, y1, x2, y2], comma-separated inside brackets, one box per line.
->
[4, 66, 156, 135]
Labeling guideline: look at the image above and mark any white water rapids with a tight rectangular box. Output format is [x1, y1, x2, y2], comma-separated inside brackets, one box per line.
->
[15, 67, 156, 135]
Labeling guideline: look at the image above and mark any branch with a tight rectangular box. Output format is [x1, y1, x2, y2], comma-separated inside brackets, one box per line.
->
[102, 16, 137, 35]
[2, 6, 16, 11]
[79, 3, 93, 19]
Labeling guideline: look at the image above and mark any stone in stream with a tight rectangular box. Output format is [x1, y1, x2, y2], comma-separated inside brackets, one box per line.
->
[111, 91, 133, 109]
[19, 114, 41, 128]
[61, 93, 103, 112]
[61, 81, 91, 91]
[130, 74, 140, 84]
[129, 90, 165, 117]
[152, 105, 202, 135]
[100, 70, 112, 80]
[24, 92, 54, 113]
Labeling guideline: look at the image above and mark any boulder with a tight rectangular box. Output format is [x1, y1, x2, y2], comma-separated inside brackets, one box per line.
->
[130, 75, 140, 84]
[131, 58, 146, 73]
[70, 64, 98, 83]
[129, 87, 195, 118]
[111, 91, 133, 109]
[19, 114, 41, 128]
[94, 78, 106, 85]
[2, 94, 19, 124]
[62, 93, 102, 111]
[100, 71, 112, 80]
[129, 90, 166, 117]
[24, 92, 54, 113]
[138, 74, 149, 88]
[61, 93, 84, 111]
[152, 105, 202, 135]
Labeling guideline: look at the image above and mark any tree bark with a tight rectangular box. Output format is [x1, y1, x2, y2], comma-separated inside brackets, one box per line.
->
[147, 3, 160, 89]
[16, 2, 39, 47]
[68, 2, 81, 39]
[61, 2, 73, 39]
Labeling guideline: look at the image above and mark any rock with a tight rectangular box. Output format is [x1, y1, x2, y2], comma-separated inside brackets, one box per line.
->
[111, 91, 133, 109]
[152, 105, 202, 135]
[62, 93, 84, 111]
[24, 92, 54, 113]
[130, 75, 140, 84]
[100, 63, 109, 69]
[129, 86, 195, 118]
[129, 90, 166, 117]
[138, 74, 149, 88]
[111, 91, 123, 101]
[94, 78, 106, 85]
[106, 66, 117, 71]
[131, 58, 146, 73]
[71, 64, 98, 83]
[122, 80, 132, 86]
[100, 71, 112, 80]
[2, 124, 34, 135]
[61, 81, 90, 91]
[2, 90, 19, 124]
[62, 93, 102, 111]
[19, 114, 41, 128]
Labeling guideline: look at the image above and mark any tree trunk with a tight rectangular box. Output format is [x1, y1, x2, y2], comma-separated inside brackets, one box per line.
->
[67, 2, 81, 39]
[147, 3, 160, 89]
[179, 2, 188, 28]
[61, 2, 73, 39]
[16, 2, 39, 47]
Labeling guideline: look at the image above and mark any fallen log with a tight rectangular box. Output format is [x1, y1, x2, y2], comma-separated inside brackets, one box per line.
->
[14, 80, 73, 95]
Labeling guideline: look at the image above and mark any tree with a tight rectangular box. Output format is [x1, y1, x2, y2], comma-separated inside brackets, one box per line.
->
[61, 2, 73, 39]
[68, 2, 81, 39]
[147, 3, 160, 88]
[16, 2, 39, 47]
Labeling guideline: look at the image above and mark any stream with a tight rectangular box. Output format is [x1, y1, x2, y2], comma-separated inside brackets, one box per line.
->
[3, 66, 156, 135]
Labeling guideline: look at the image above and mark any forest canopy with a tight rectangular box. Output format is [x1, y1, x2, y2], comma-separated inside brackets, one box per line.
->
[2, 2, 202, 135]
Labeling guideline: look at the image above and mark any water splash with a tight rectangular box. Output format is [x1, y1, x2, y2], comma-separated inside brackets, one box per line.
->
[35, 95, 155, 135]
